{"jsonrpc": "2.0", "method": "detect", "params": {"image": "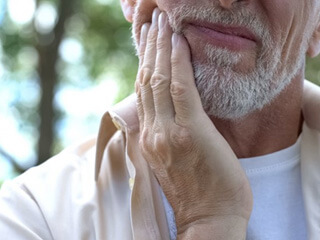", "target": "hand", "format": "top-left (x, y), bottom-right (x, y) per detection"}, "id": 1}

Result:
top-left (135, 8), bottom-right (253, 237)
